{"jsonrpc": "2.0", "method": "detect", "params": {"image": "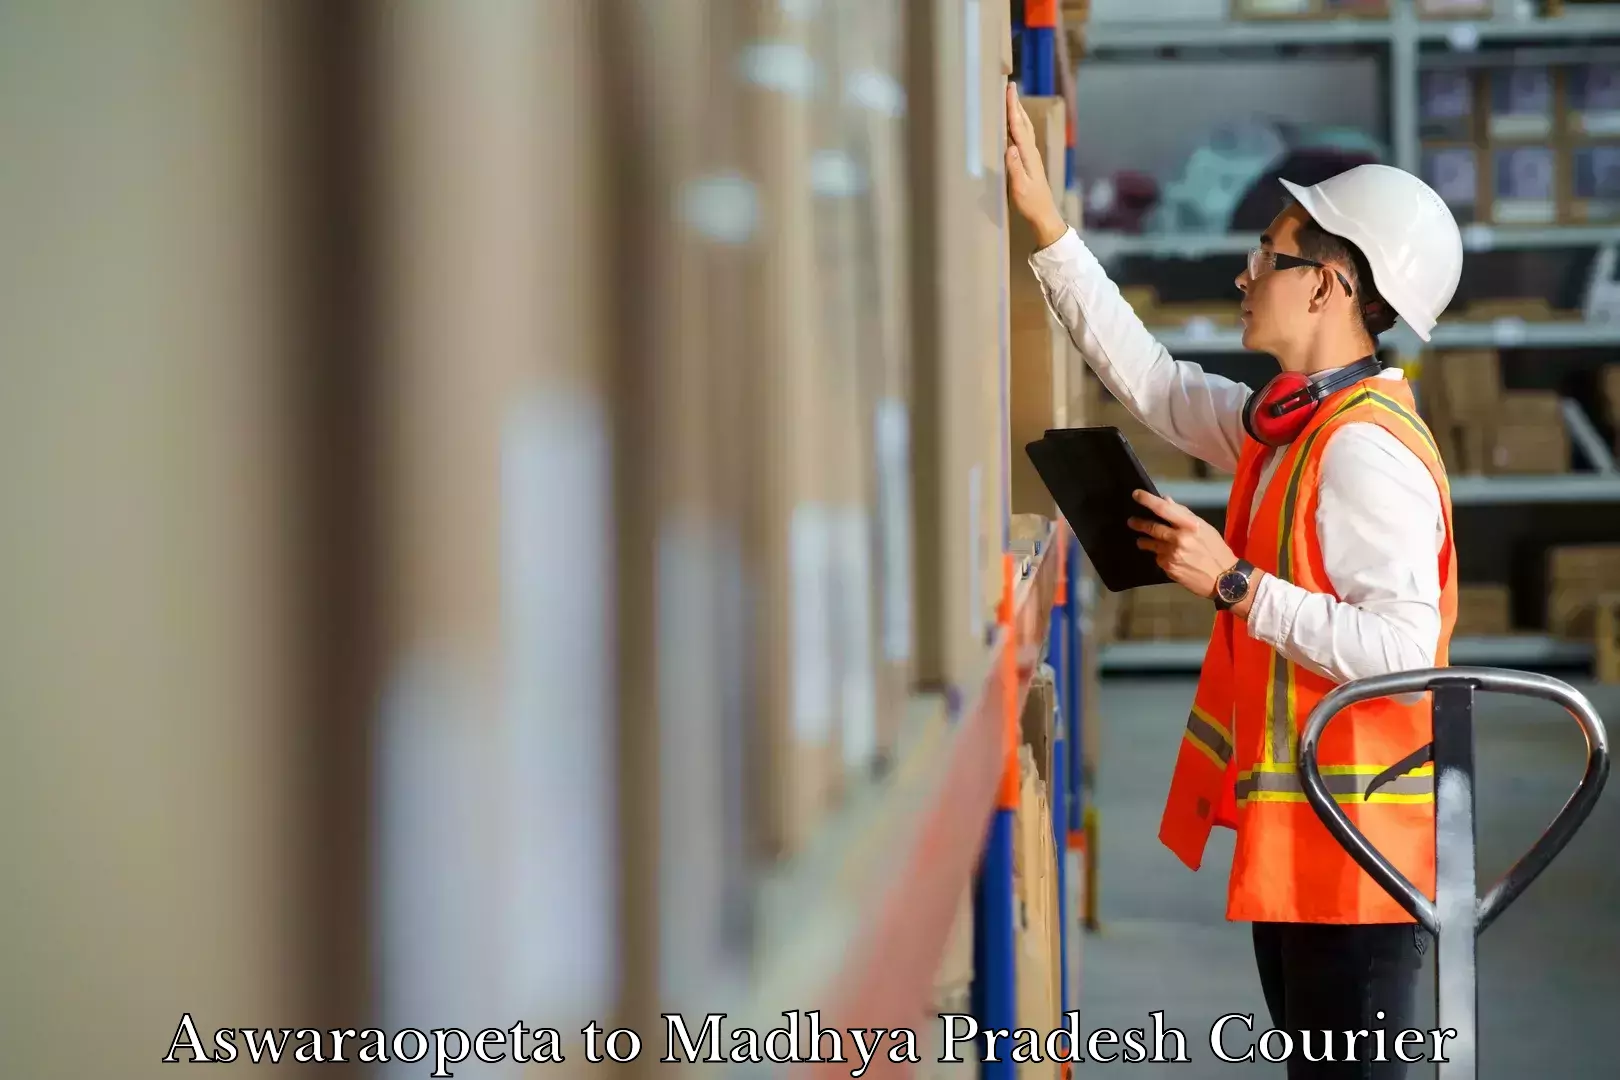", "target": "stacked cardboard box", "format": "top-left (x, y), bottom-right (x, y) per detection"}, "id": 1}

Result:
top-left (1009, 95), bottom-right (1071, 521)
top-left (844, 0), bottom-right (915, 765)
top-left (1491, 390), bottom-right (1569, 474)
top-left (1418, 350), bottom-right (1568, 475)
top-left (907, 0), bottom-right (1013, 692)
top-left (736, 0), bottom-right (843, 856)
top-left (1455, 584), bottom-right (1514, 638)
top-left (1595, 593), bottom-right (1620, 685)
top-left (976, 0), bottom-right (1015, 634)
top-left (1013, 742), bottom-right (1061, 1080)
top-left (1600, 364), bottom-right (1620, 454)
top-left (1546, 545), bottom-right (1620, 637)
top-left (1122, 583), bottom-right (1216, 642)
